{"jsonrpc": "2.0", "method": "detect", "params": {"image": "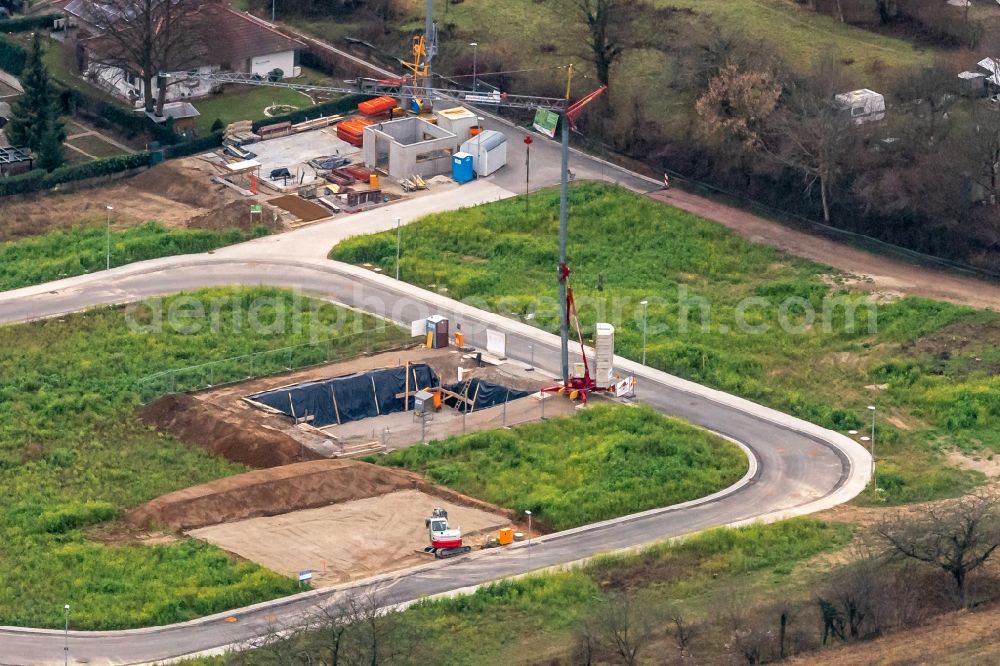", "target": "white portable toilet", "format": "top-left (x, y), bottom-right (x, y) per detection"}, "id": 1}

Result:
top-left (594, 323), bottom-right (615, 389)
top-left (460, 130), bottom-right (508, 176)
